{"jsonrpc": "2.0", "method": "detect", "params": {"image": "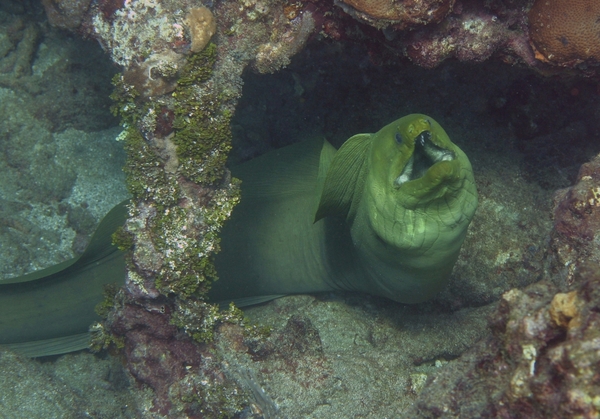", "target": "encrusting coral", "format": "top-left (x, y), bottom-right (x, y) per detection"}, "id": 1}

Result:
top-left (528, 0), bottom-right (600, 66)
